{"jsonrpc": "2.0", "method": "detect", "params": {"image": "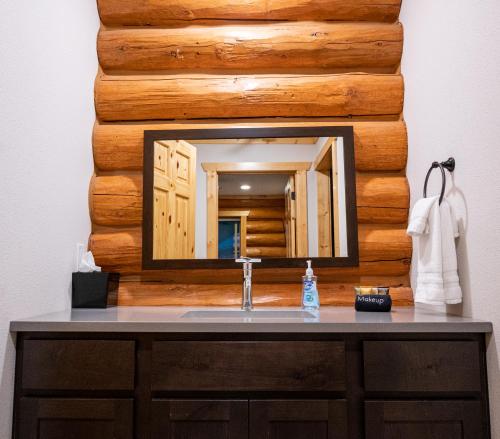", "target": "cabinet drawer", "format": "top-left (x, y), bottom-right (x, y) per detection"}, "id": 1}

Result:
top-left (22, 340), bottom-right (135, 391)
top-left (364, 341), bottom-right (481, 393)
top-left (152, 341), bottom-right (345, 391)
